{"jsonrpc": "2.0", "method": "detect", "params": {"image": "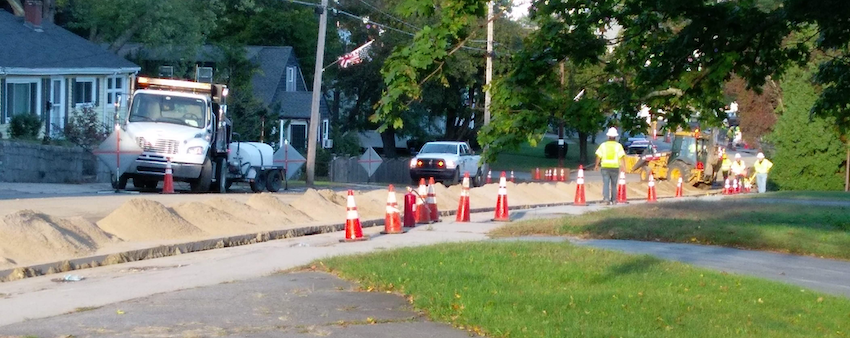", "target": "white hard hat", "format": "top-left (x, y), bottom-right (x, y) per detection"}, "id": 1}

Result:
top-left (606, 127), bottom-right (619, 137)
top-left (735, 153), bottom-right (741, 159)
top-left (757, 152), bottom-right (765, 159)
